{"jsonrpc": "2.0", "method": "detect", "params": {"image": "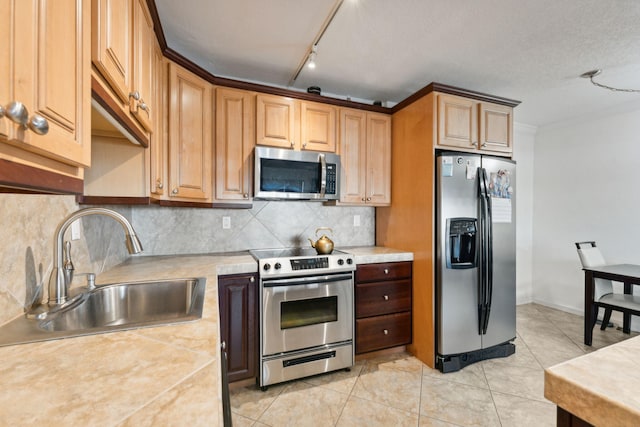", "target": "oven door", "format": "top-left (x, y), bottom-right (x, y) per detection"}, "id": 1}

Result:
top-left (261, 273), bottom-right (353, 356)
